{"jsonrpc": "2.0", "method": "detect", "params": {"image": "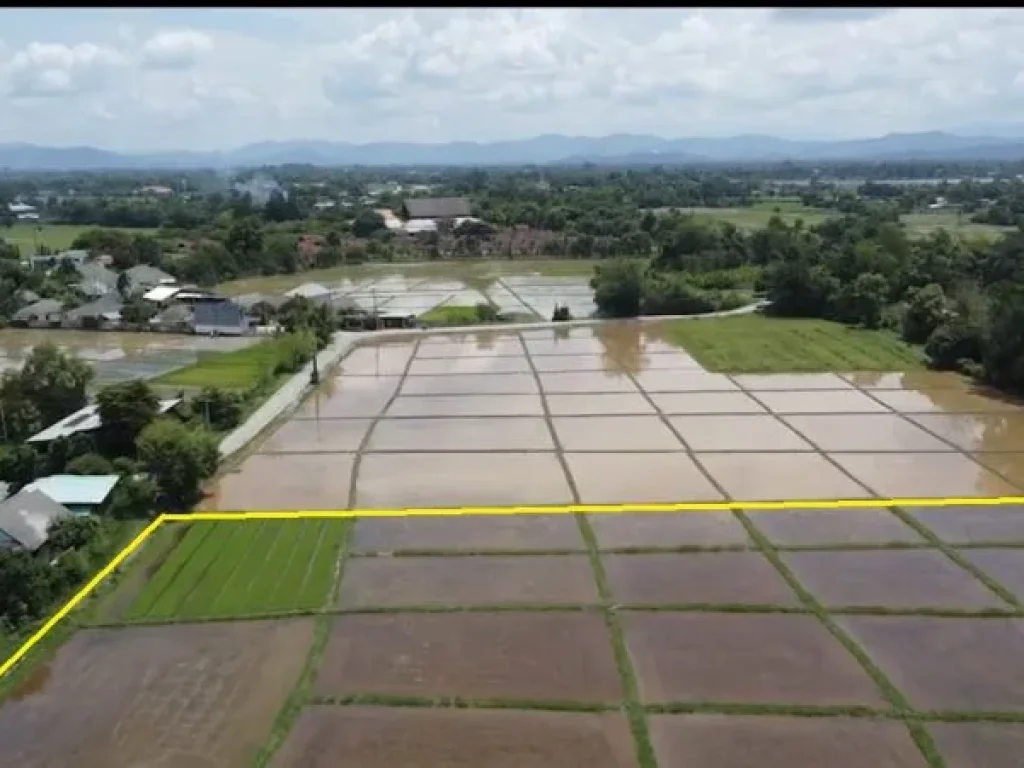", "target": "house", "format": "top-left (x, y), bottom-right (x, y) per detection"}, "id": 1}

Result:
top-left (12, 299), bottom-right (64, 328)
top-left (75, 262), bottom-right (119, 298)
top-left (193, 300), bottom-right (253, 336)
top-left (0, 490), bottom-right (72, 552)
top-left (26, 398), bottom-right (182, 445)
top-left (125, 265), bottom-right (175, 294)
top-left (29, 249), bottom-right (89, 271)
top-left (142, 284), bottom-right (183, 304)
top-left (23, 475), bottom-right (121, 515)
top-left (285, 282), bottom-right (331, 300)
top-left (149, 304), bottom-right (194, 333)
top-left (64, 295), bottom-right (123, 330)
top-left (233, 293), bottom-right (288, 324)
top-left (8, 202), bottom-right (39, 221)
top-left (401, 197), bottom-right (472, 220)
